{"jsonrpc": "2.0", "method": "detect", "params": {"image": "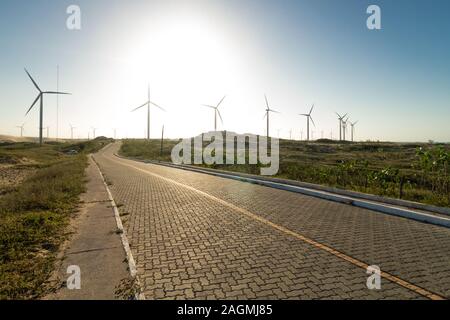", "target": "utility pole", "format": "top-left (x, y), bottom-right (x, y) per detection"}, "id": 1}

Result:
top-left (56, 65), bottom-right (59, 141)
top-left (160, 125), bottom-right (165, 157)
top-left (147, 86), bottom-right (151, 140)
